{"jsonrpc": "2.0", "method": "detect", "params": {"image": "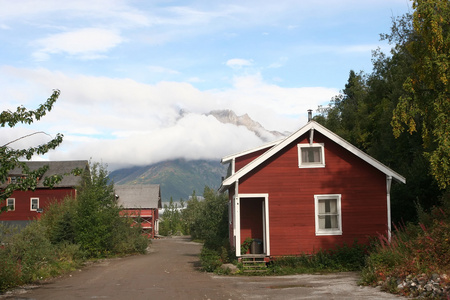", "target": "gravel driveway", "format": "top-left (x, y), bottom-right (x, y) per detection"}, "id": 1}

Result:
top-left (1, 236), bottom-right (403, 299)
